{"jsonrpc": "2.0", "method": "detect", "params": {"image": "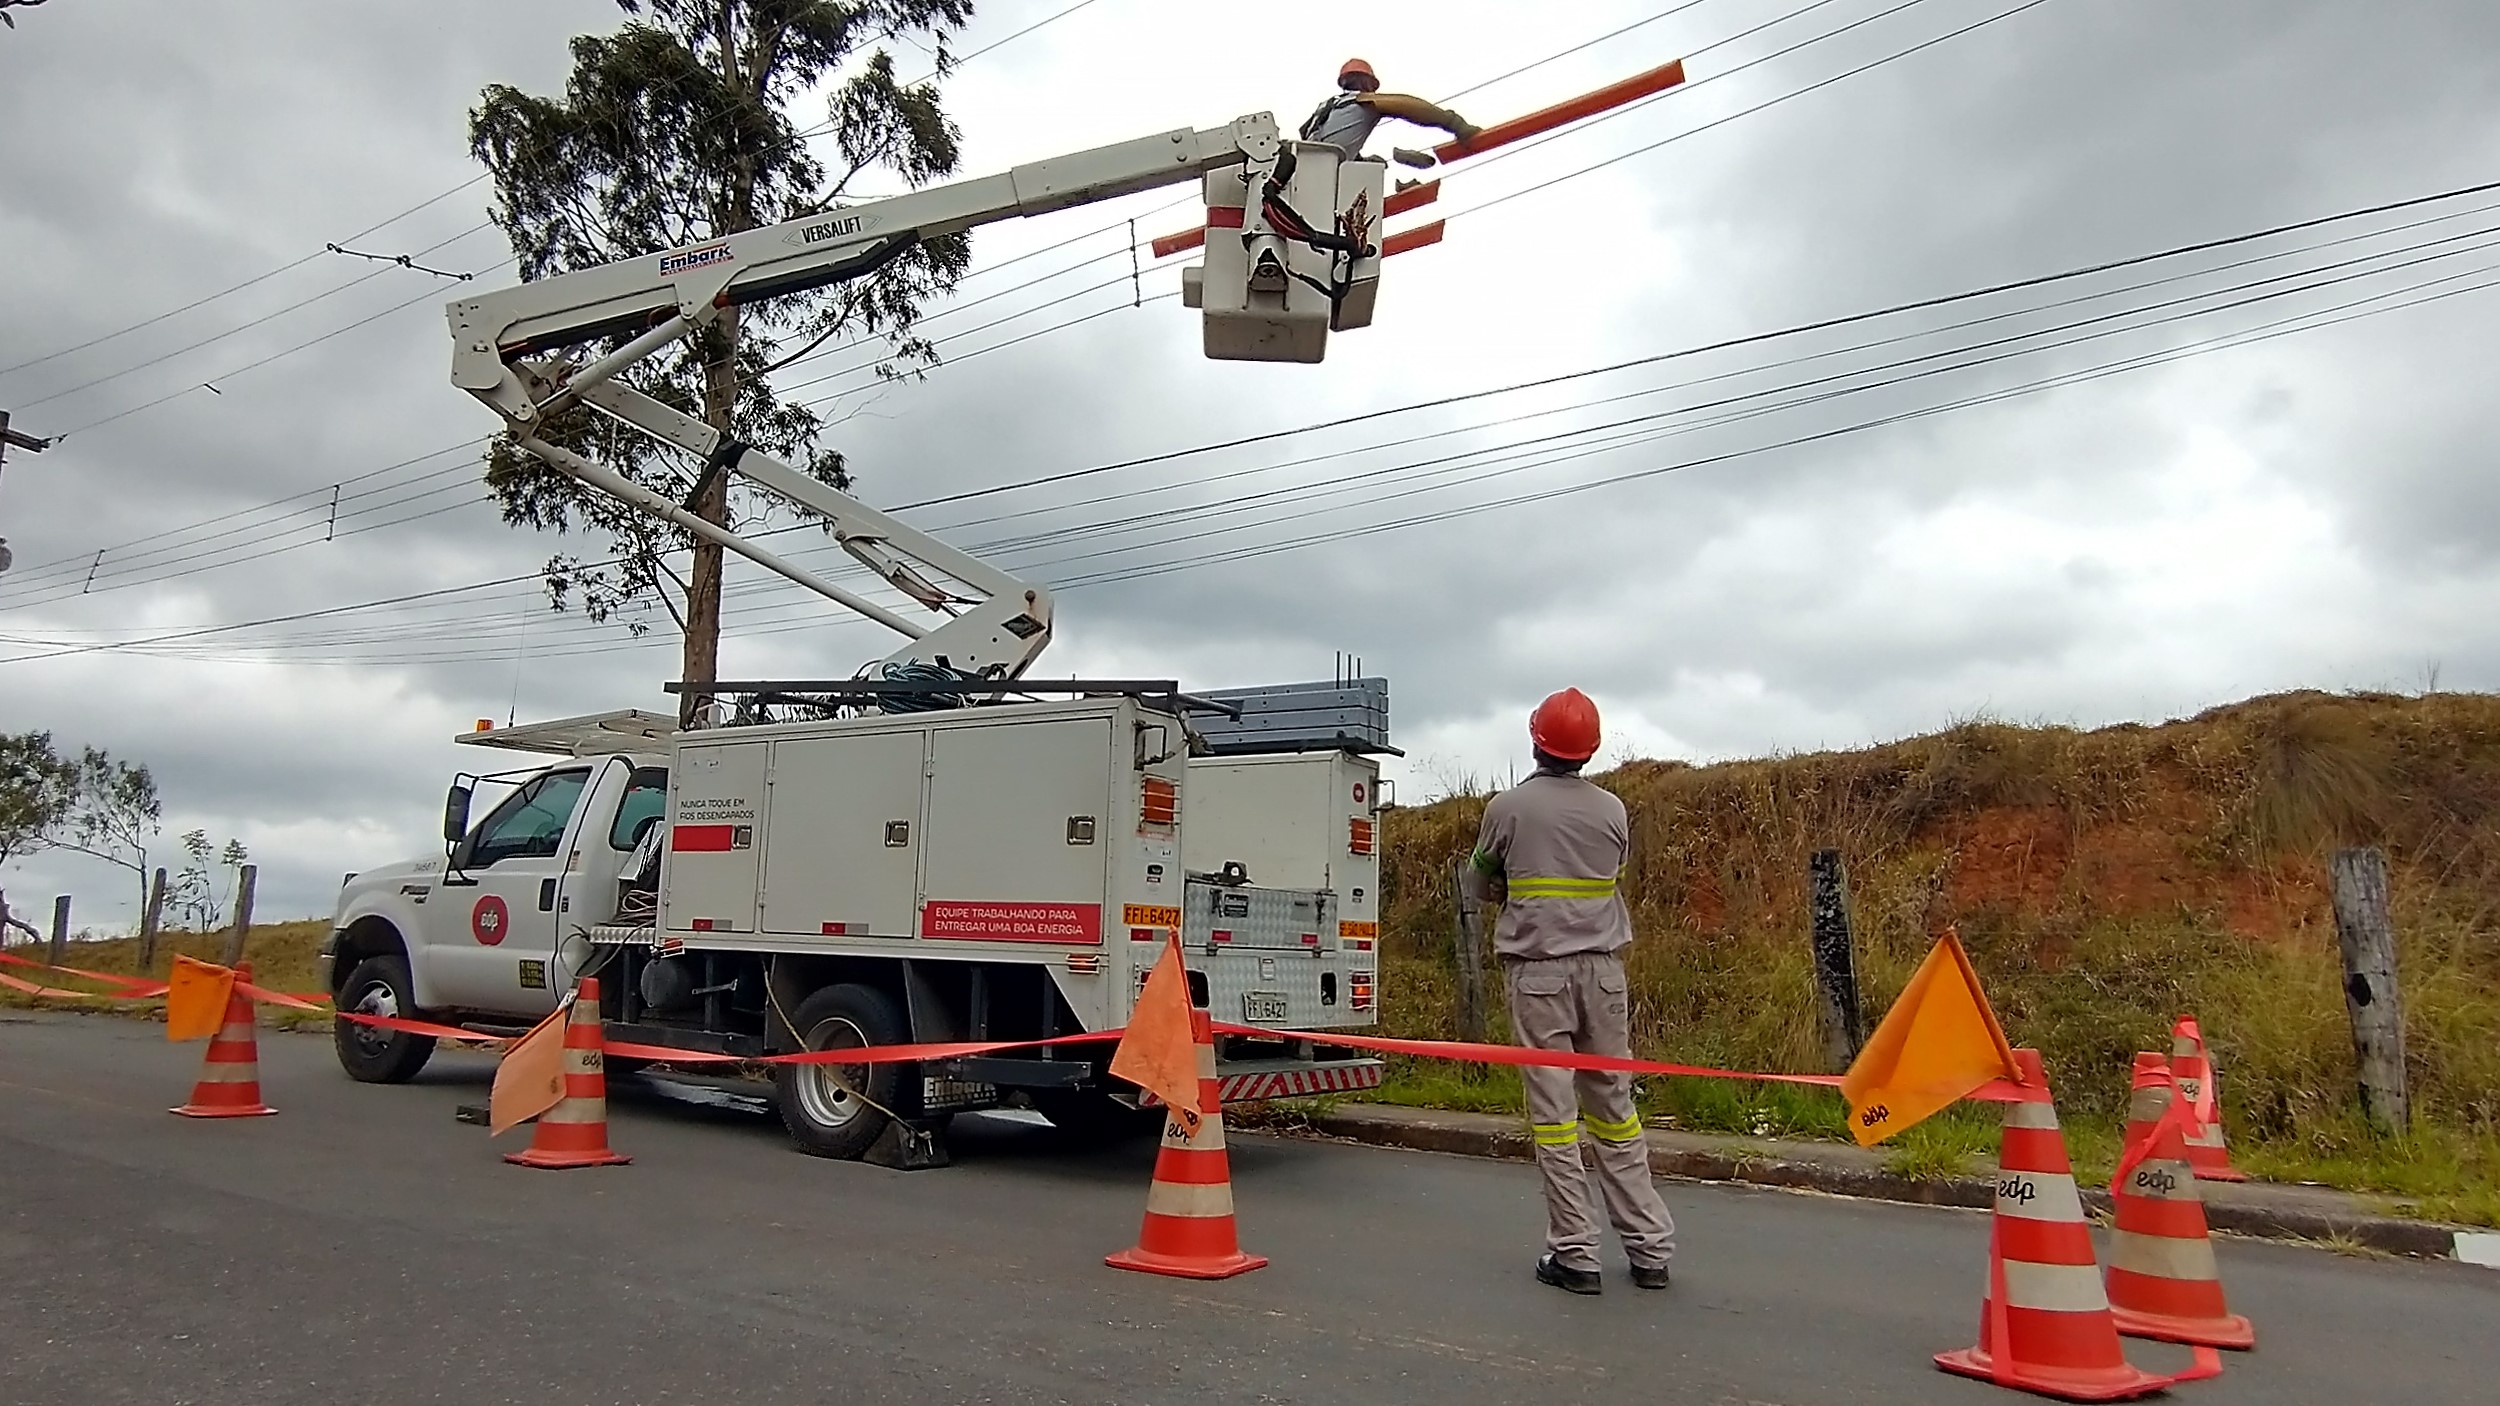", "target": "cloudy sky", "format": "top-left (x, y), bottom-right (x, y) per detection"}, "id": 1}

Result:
top-left (4, 0), bottom-right (2497, 929)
